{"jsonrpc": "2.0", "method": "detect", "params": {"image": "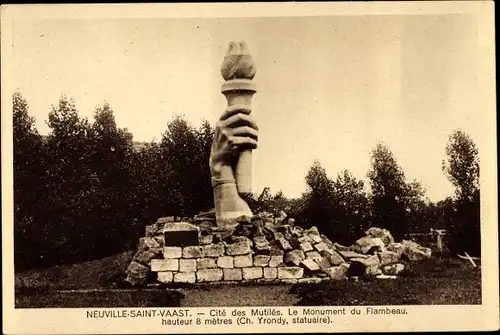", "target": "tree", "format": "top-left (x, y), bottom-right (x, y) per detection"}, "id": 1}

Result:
top-left (296, 160), bottom-right (333, 226)
top-left (160, 116), bottom-right (214, 216)
top-left (250, 188), bottom-right (296, 216)
top-left (442, 129), bottom-right (480, 255)
top-left (39, 96), bottom-right (94, 264)
top-left (442, 129), bottom-right (480, 202)
top-left (86, 103), bottom-right (137, 252)
top-left (13, 92), bottom-right (44, 218)
top-left (13, 92), bottom-right (46, 270)
top-left (329, 170), bottom-right (371, 244)
top-left (296, 162), bottom-right (372, 244)
top-left (129, 142), bottom-right (165, 224)
top-left (195, 120), bottom-right (215, 212)
top-left (367, 143), bottom-right (425, 240)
